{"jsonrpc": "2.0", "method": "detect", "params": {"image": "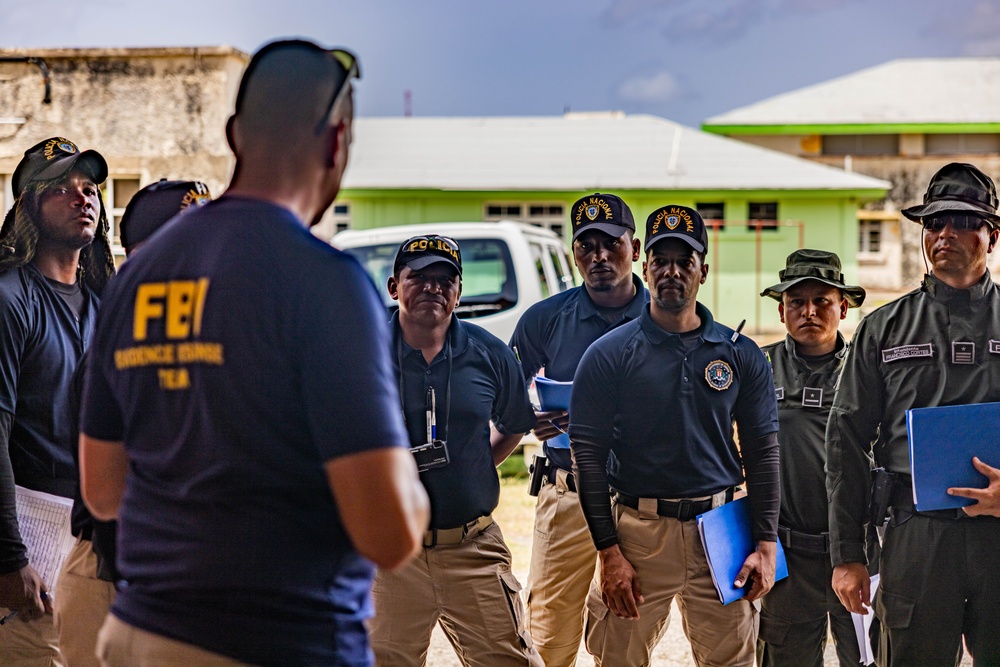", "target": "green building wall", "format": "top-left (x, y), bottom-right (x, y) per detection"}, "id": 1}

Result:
top-left (338, 187), bottom-right (883, 333)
